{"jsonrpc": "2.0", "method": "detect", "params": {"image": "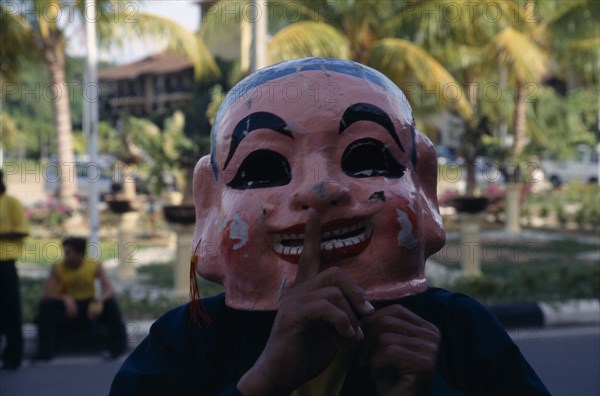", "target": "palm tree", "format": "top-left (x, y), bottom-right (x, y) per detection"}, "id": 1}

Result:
top-left (199, 0), bottom-right (473, 121)
top-left (392, 0), bottom-right (597, 156)
top-left (0, 112), bottom-right (19, 165)
top-left (0, 0), bottom-right (219, 209)
top-left (117, 111), bottom-right (211, 203)
top-left (201, 0), bottom-right (597, 181)
top-left (418, 0), bottom-right (597, 230)
top-left (484, 28), bottom-right (548, 162)
top-left (0, 3), bottom-right (40, 167)
top-left (403, 0), bottom-right (597, 229)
